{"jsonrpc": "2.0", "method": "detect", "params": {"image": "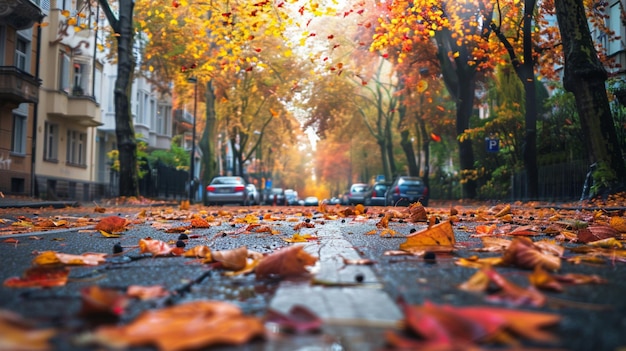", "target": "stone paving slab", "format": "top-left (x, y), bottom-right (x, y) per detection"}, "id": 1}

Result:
top-left (269, 224), bottom-right (403, 327)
